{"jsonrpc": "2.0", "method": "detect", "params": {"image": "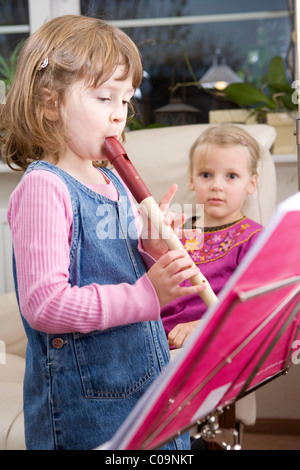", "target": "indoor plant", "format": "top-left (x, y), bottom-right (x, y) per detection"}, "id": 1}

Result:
top-left (0, 41), bottom-right (22, 105)
top-left (223, 56), bottom-right (297, 154)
